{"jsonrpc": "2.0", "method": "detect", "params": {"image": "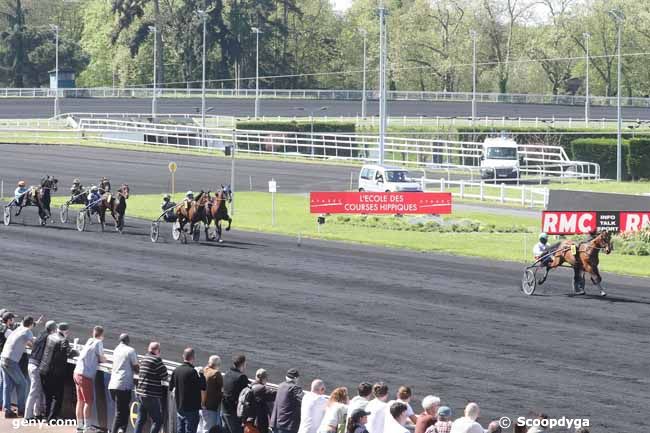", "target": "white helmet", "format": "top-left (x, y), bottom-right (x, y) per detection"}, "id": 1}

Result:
top-left (186, 191), bottom-right (193, 196)
top-left (91, 185), bottom-right (98, 192)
